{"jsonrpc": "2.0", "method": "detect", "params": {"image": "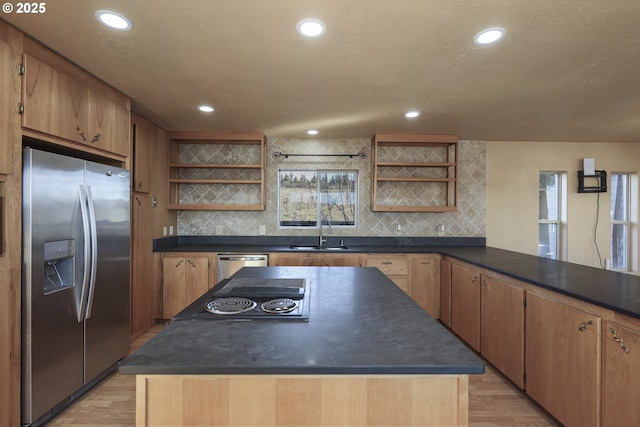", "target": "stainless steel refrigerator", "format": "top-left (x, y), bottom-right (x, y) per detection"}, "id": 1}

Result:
top-left (22, 147), bottom-right (130, 426)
